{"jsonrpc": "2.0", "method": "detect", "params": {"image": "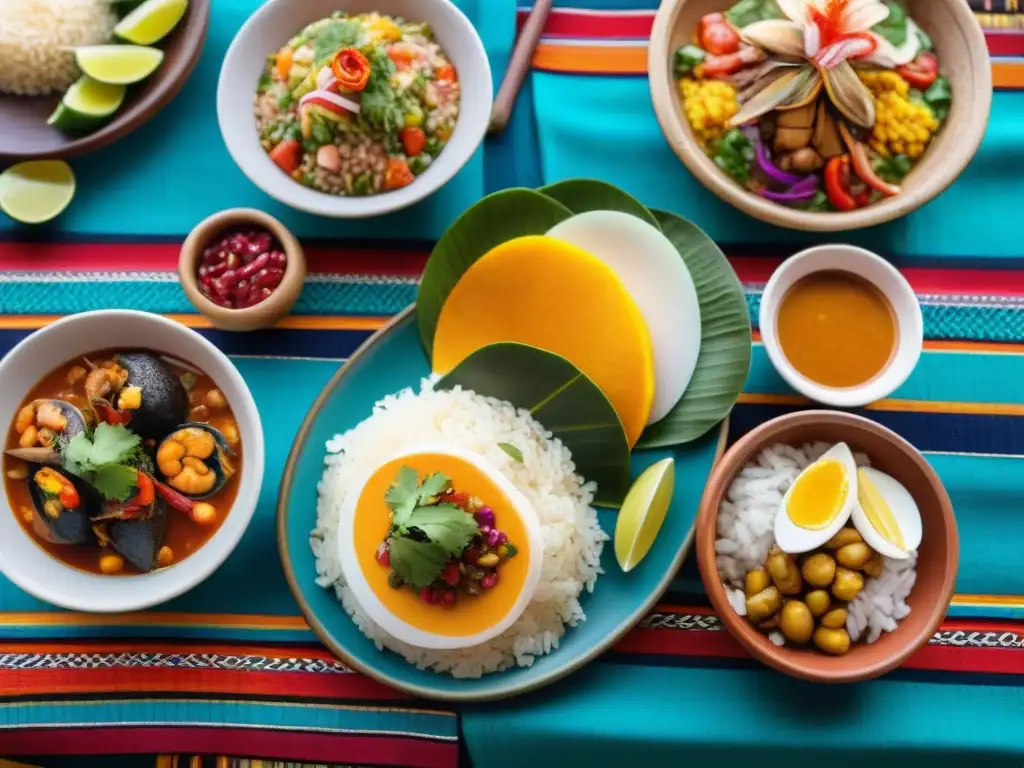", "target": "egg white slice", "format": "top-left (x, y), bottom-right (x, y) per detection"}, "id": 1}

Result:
top-left (774, 442), bottom-right (858, 554)
top-left (851, 467), bottom-right (923, 560)
top-left (546, 210), bottom-right (701, 424)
